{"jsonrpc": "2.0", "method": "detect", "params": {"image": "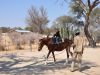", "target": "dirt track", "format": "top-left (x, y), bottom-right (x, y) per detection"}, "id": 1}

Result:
top-left (0, 46), bottom-right (100, 75)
